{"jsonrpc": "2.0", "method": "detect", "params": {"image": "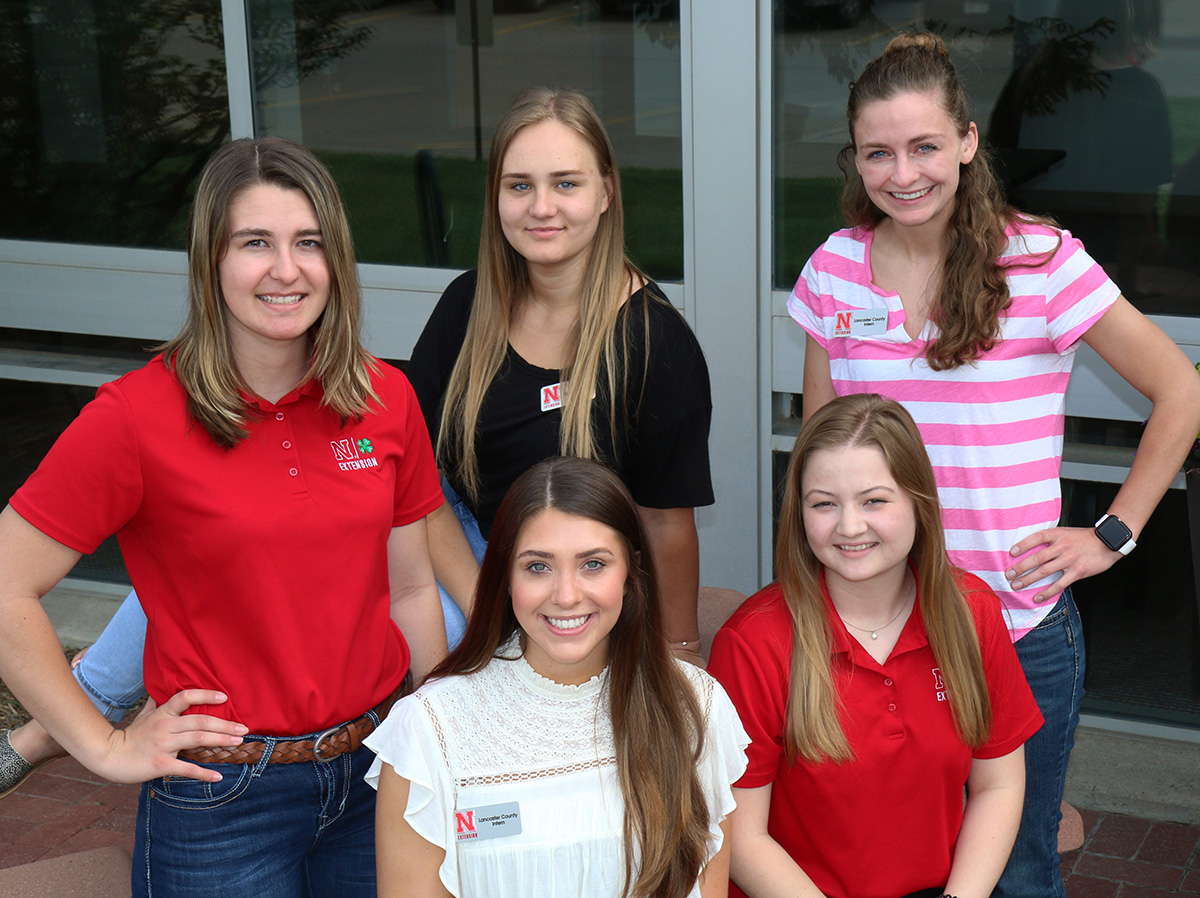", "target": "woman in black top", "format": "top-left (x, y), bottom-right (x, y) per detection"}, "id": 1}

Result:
top-left (413, 87), bottom-right (713, 662)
